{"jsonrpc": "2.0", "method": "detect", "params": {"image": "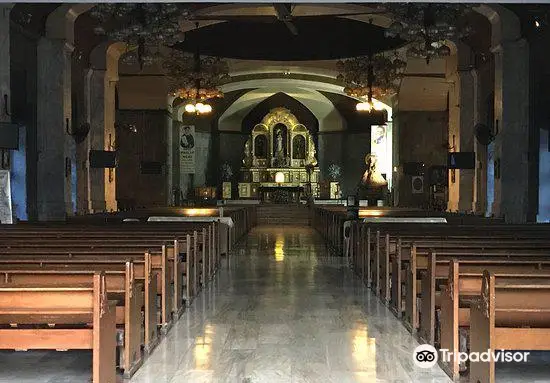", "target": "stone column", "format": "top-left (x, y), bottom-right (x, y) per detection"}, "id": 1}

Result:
top-left (86, 69), bottom-right (107, 213)
top-left (36, 38), bottom-right (74, 220)
top-left (457, 69), bottom-right (475, 212)
top-left (103, 71), bottom-right (117, 212)
top-left (447, 49), bottom-right (476, 213)
top-left (0, 4), bottom-right (12, 125)
top-left (84, 68), bottom-right (117, 213)
top-left (492, 39), bottom-right (531, 223)
top-left (166, 96), bottom-right (176, 206)
top-left (472, 69), bottom-right (488, 214)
